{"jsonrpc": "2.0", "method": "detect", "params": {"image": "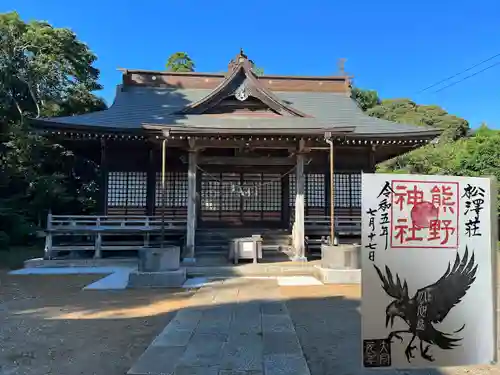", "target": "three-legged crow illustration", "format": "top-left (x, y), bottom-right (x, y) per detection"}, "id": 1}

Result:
top-left (373, 246), bottom-right (477, 362)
